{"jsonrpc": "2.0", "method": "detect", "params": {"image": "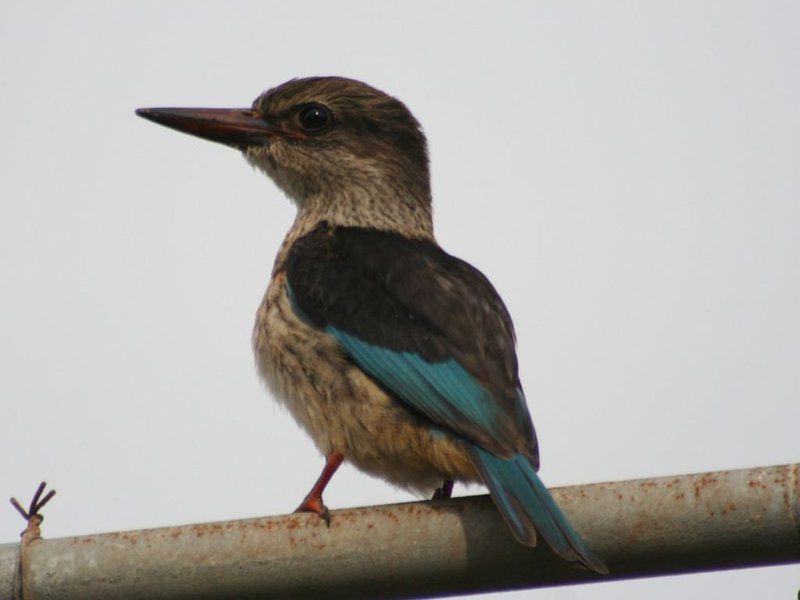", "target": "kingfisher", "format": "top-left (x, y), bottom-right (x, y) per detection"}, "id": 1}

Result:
top-left (136, 77), bottom-right (607, 574)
